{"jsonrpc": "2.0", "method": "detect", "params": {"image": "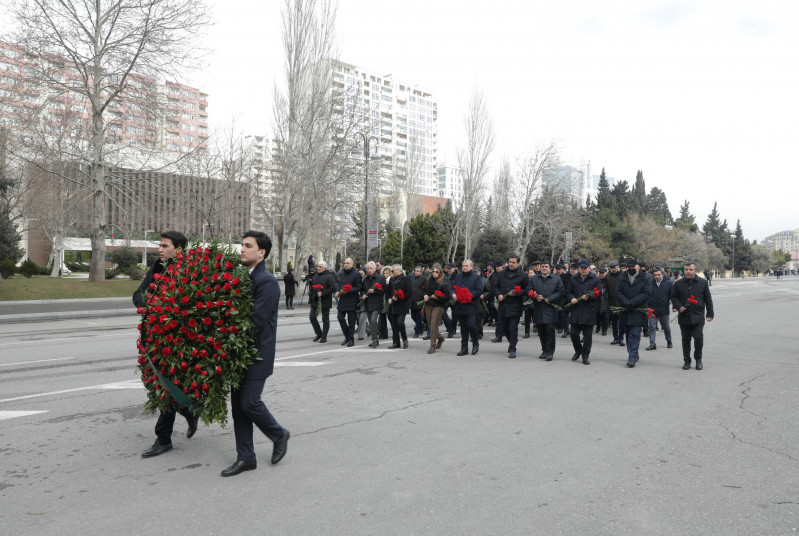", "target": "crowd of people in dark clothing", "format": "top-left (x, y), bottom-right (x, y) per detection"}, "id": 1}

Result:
top-left (301, 254), bottom-right (715, 370)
